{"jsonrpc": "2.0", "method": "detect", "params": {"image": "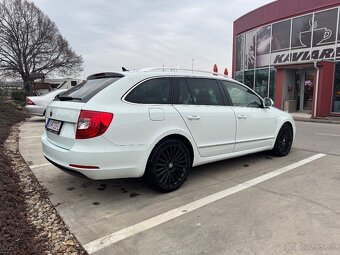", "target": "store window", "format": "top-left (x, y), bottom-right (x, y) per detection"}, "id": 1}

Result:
top-left (332, 62), bottom-right (340, 112)
top-left (313, 9), bottom-right (338, 47)
top-left (256, 25), bottom-right (271, 67)
top-left (245, 30), bottom-right (256, 70)
top-left (291, 14), bottom-right (313, 49)
top-left (255, 69), bottom-right (269, 98)
top-left (235, 35), bottom-right (244, 71)
top-left (235, 72), bottom-right (243, 83)
top-left (271, 20), bottom-right (291, 52)
top-left (244, 70), bottom-right (254, 89)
